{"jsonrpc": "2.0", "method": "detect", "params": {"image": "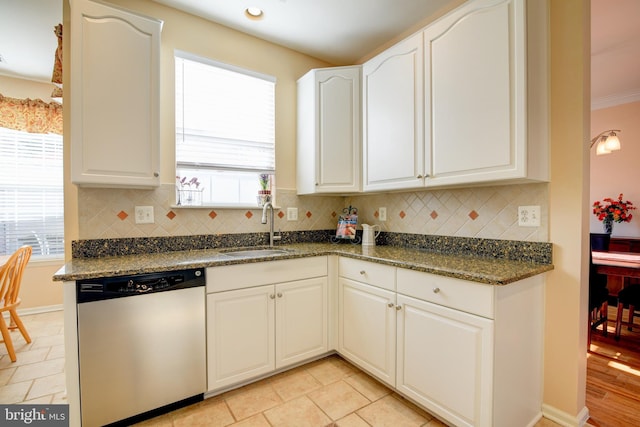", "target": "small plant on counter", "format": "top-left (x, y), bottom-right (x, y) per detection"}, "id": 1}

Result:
top-left (259, 174), bottom-right (271, 192)
top-left (177, 176), bottom-right (201, 189)
top-left (176, 176), bottom-right (203, 206)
